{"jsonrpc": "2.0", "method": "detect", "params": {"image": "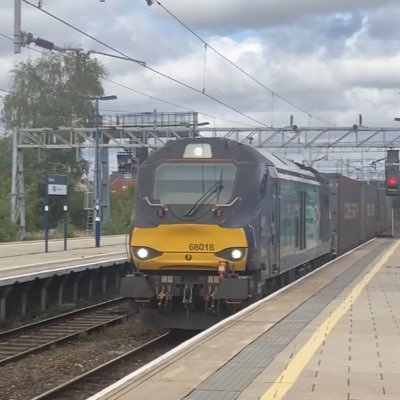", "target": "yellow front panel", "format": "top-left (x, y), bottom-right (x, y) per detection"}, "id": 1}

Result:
top-left (131, 224), bottom-right (247, 271)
